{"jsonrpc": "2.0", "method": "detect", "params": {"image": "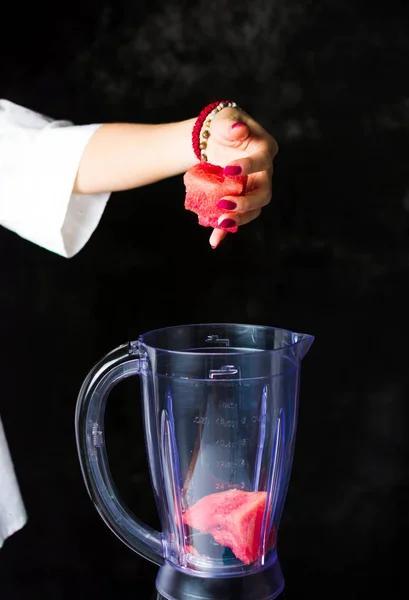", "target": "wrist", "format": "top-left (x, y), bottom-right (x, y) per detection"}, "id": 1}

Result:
top-left (161, 117), bottom-right (198, 175)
